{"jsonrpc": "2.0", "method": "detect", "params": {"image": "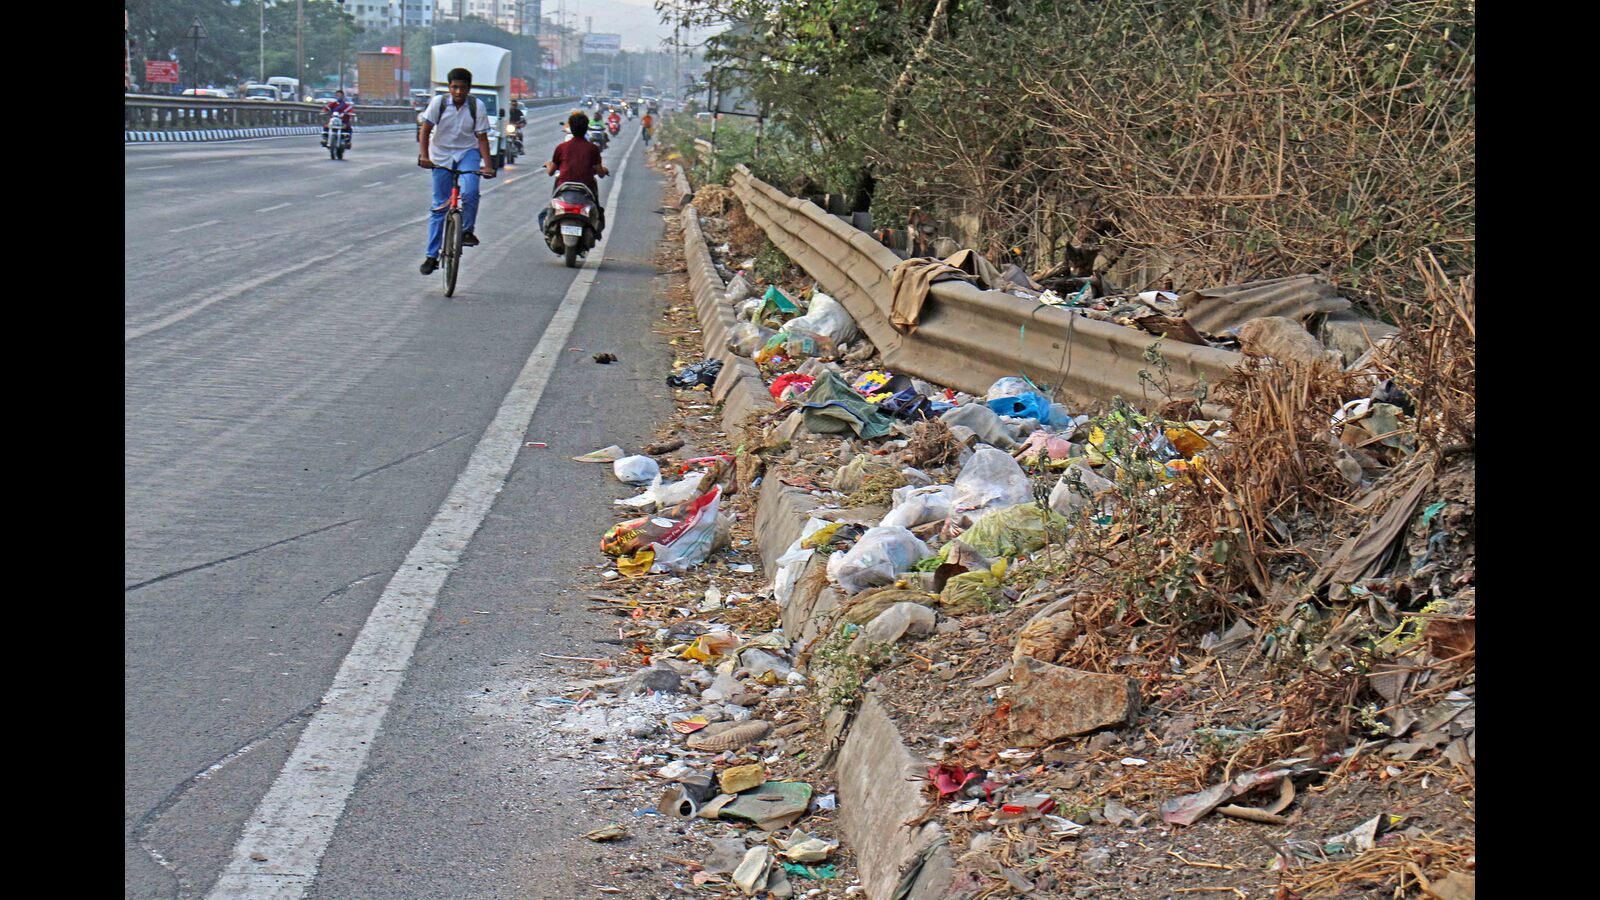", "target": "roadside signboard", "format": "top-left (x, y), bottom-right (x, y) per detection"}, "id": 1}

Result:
top-left (582, 33), bottom-right (621, 56)
top-left (146, 60), bottom-right (180, 84)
